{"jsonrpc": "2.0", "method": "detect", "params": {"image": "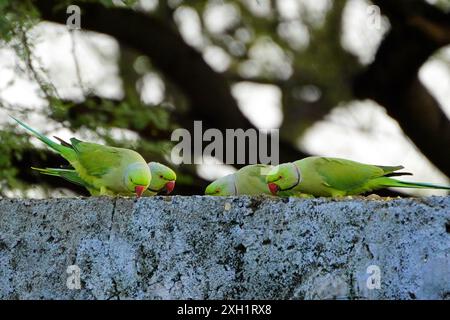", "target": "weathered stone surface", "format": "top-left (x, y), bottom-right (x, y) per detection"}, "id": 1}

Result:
top-left (0, 196), bottom-right (449, 300)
